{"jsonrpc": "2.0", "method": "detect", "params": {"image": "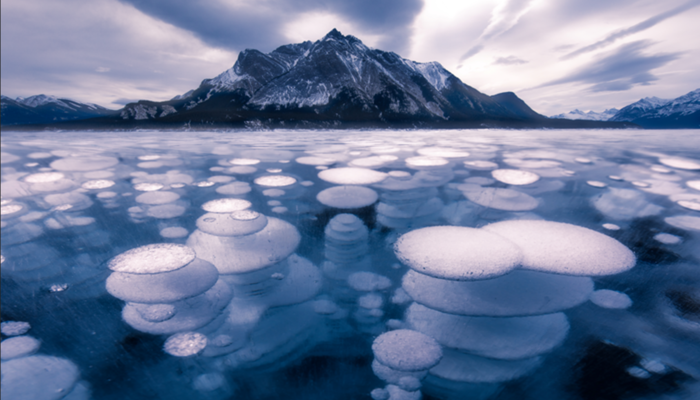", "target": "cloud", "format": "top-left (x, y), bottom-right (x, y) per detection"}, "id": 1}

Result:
top-left (493, 55), bottom-right (528, 65)
top-left (541, 41), bottom-right (681, 92)
top-left (118, 0), bottom-right (424, 55)
top-left (562, 0), bottom-right (700, 60)
top-left (460, 0), bottom-right (538, 61)
top-left (95, 67), bottom-right (110, 73)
